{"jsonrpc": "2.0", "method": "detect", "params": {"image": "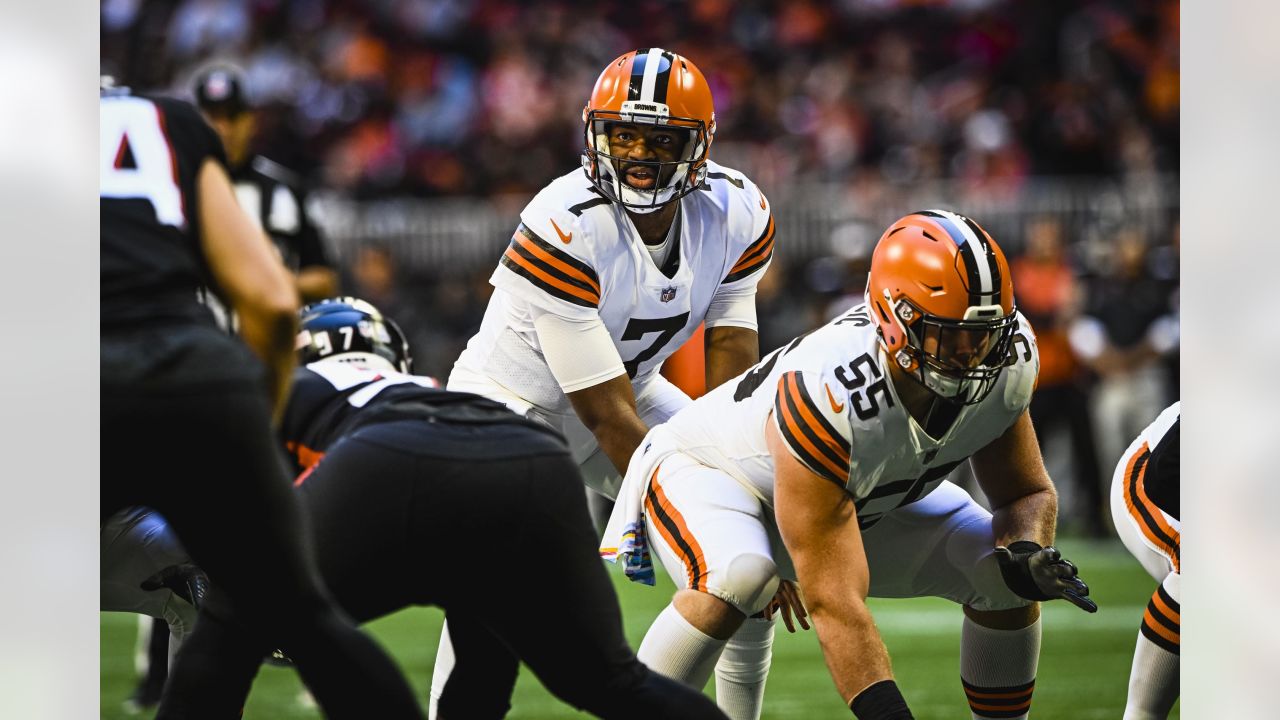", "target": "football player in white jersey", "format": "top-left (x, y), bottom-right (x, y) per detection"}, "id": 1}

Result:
top-left (1111, 402), bottom-right (1179, 719)
top-left (430, 48), bottom-right (776, 718)
top-left (602, 210), bottom-right (1098, 720)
